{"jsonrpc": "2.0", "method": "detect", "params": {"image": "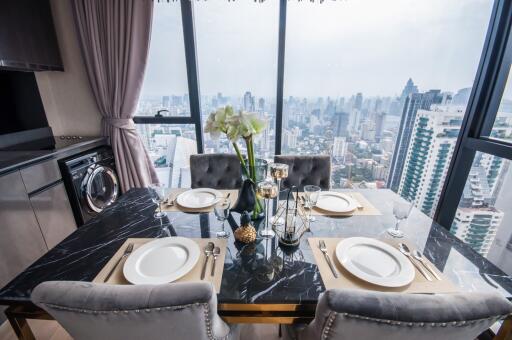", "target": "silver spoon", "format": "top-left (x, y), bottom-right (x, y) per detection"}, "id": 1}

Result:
top-left (398, 243), bottom-right (432, 281)
top-left (200, 242), bottom-right (214, 280)
top-left (211, 247), bottom-right (221, 277)
top-left (412, 250), bottom-right (441, 280)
